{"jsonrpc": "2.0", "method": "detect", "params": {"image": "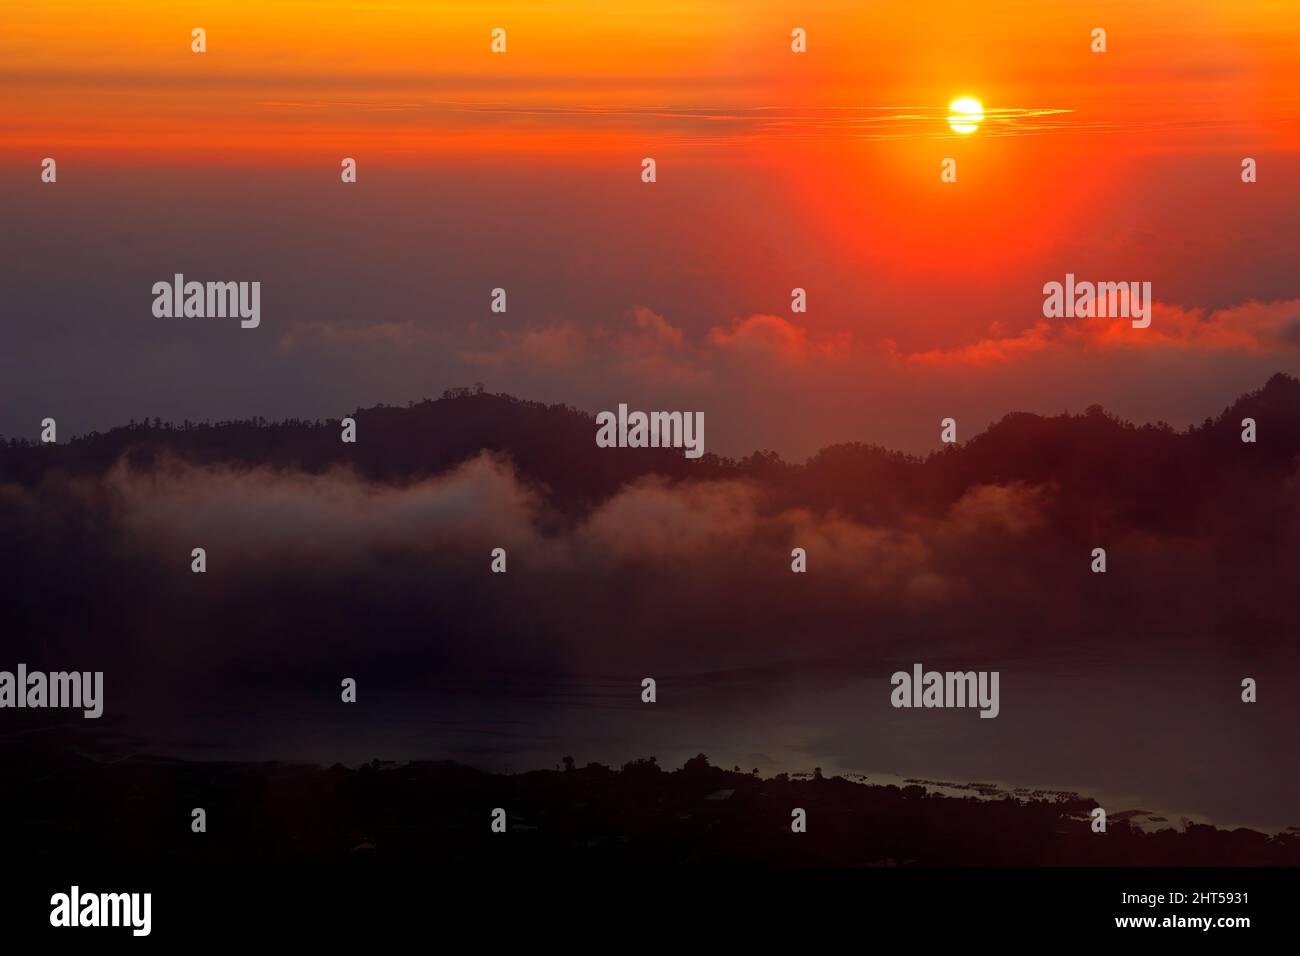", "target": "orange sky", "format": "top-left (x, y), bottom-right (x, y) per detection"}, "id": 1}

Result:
top-left (3, 0), bottom-right (1298, 162)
